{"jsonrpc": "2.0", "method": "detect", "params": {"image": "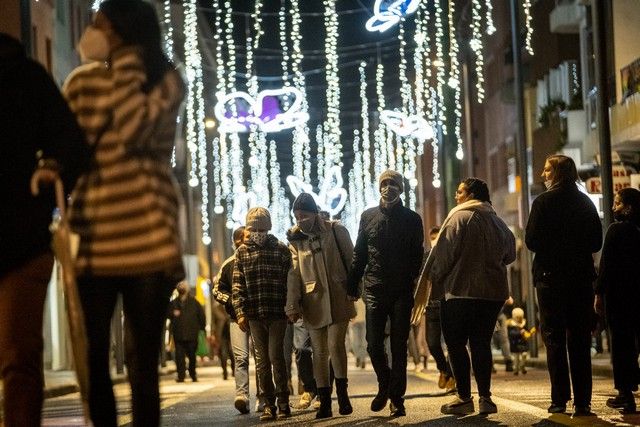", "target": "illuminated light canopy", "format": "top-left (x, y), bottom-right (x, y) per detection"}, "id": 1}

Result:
top-left (214, 87), bottom-right (310, 133)
top-left (380, 110), bottom-right (434, 141)
top-left (366, 0), bottom-right (422, 33)
top-left (230, 189), bottom-right (258, 229)
top-left (286, 166), bottom-right (348, 217)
